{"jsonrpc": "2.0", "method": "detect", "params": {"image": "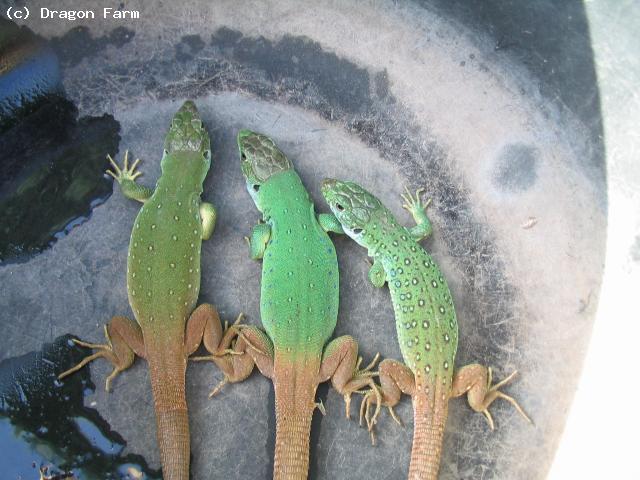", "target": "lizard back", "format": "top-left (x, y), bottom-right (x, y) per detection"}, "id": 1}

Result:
top-left (258, 170), bottom-right (339, 354)
top-left (127, 102), bottom-right (211, 338)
